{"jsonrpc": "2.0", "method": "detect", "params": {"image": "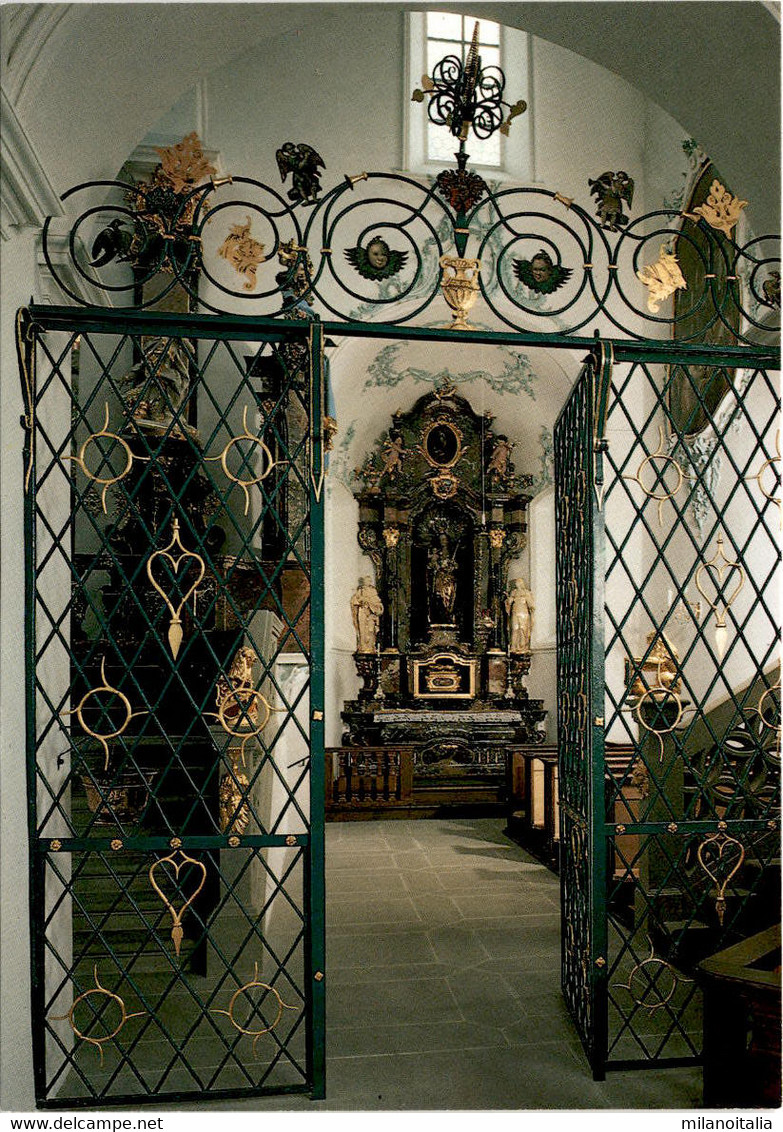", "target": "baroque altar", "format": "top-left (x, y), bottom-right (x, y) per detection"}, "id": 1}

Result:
top-left (338, 381), bottom-right (547, 813)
